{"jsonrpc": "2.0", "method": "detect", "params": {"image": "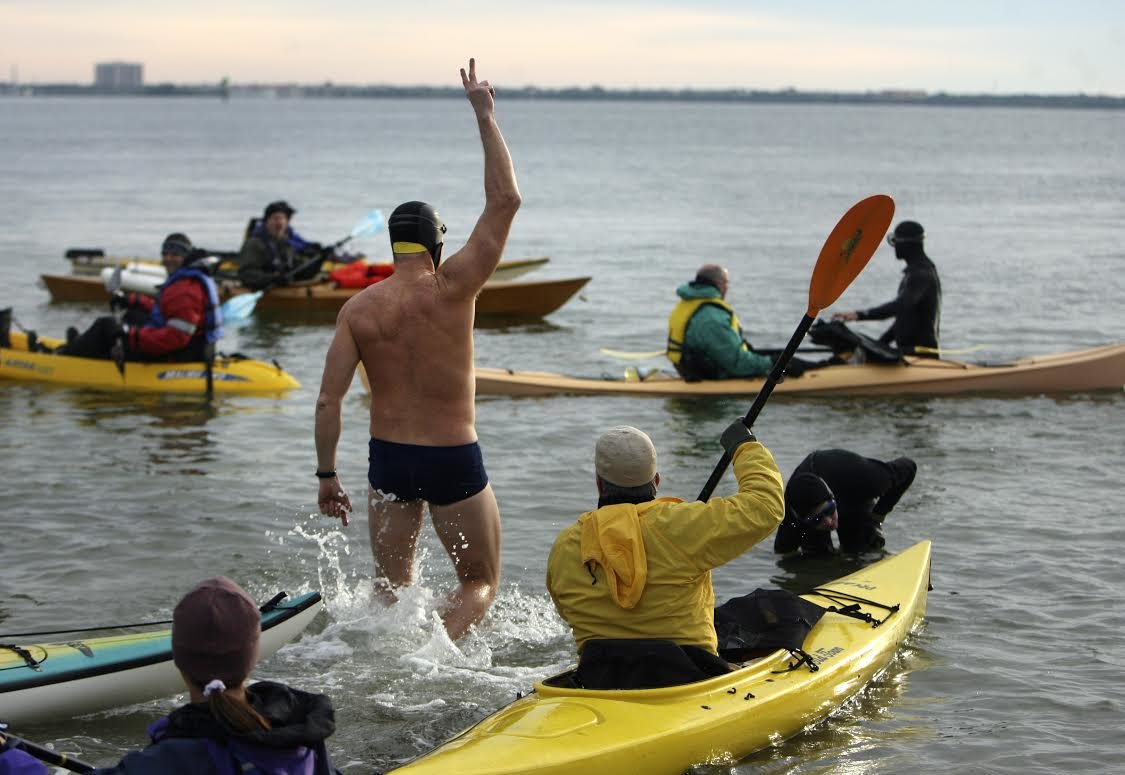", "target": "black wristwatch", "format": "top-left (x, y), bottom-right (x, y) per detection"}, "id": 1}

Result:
top-left (315, 469), bottom-right (337, 479)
